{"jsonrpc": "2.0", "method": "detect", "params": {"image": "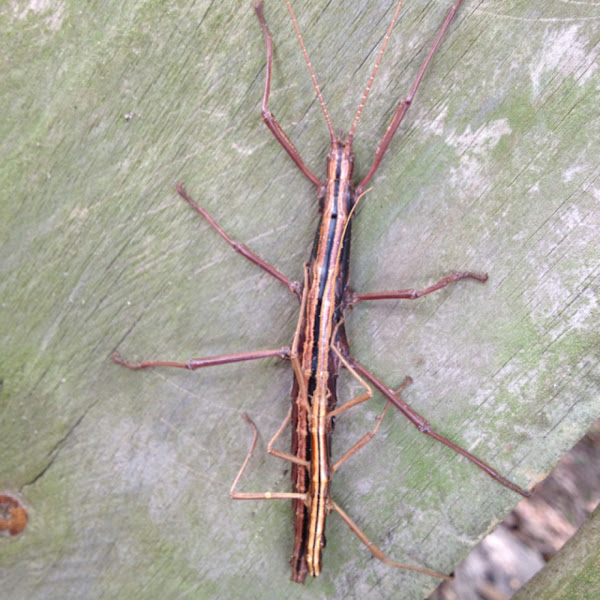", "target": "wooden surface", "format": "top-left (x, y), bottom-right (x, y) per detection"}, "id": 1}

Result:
top-left (1, 1), bottom-right (599, 599)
